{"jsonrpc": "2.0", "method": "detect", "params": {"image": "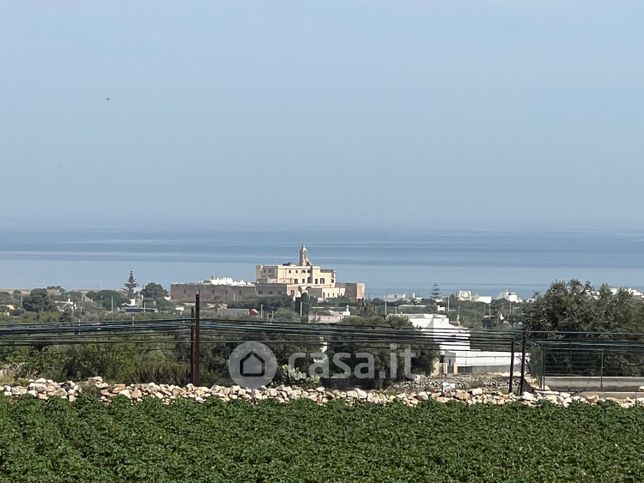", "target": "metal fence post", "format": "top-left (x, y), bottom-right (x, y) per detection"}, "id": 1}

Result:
top-left (190, 306), bottom-right (195, 384)
top-left (519, 330), bottom-right (527, 394)
top-left (190, 325), bottom-right (195, 383)
top-left (540, 345), bottom-right (545, 390)
top-left (508, 339), bottom-right (515, 394)
top-left (600, 349), bottom-right (604, 391)
top-left (192, 292), bottom-right (201, 386)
